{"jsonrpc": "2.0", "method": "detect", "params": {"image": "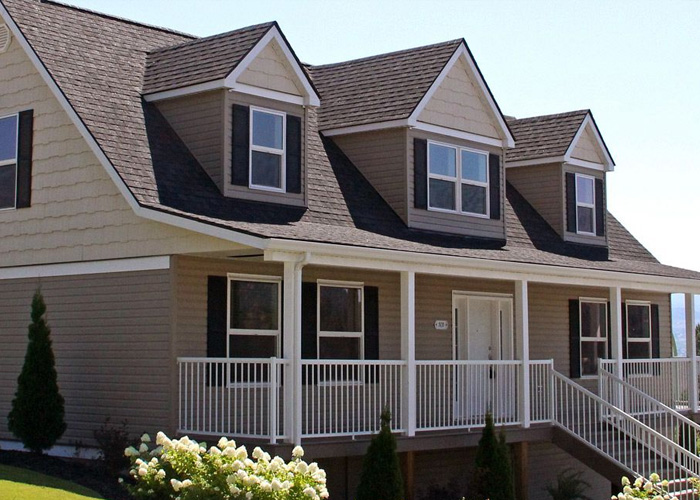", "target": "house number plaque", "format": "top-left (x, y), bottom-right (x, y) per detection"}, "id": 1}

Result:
top-left (434, 320), bottom-right (449, 330)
